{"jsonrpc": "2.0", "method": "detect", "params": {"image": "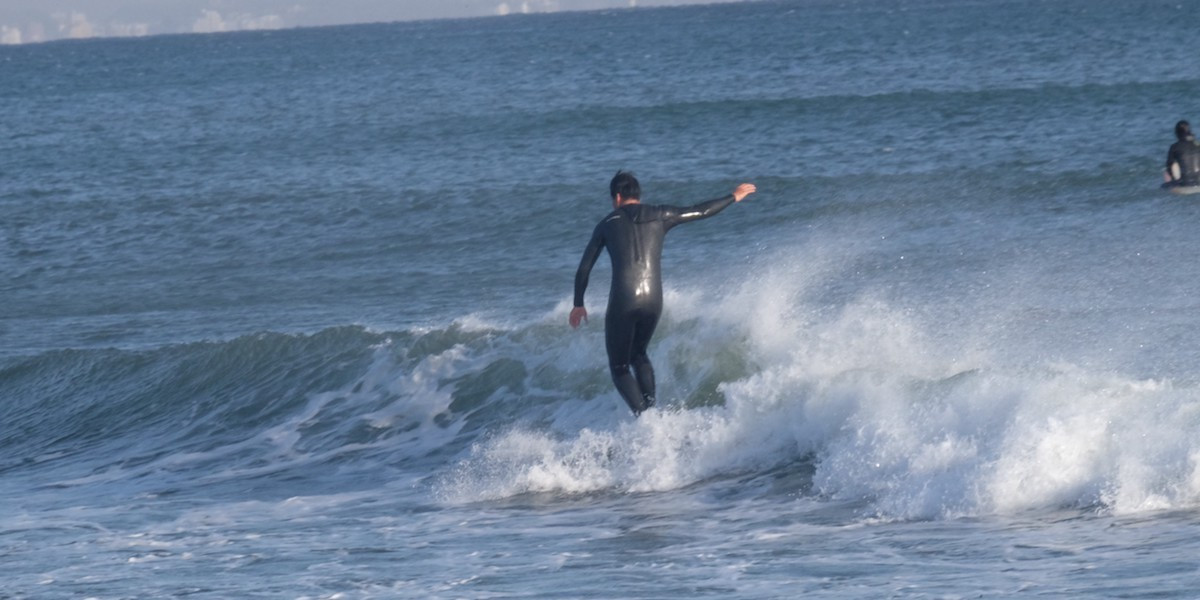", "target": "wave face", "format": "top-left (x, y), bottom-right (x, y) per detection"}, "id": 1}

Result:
top-left (7, 247), bottom-right (1199, 521)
